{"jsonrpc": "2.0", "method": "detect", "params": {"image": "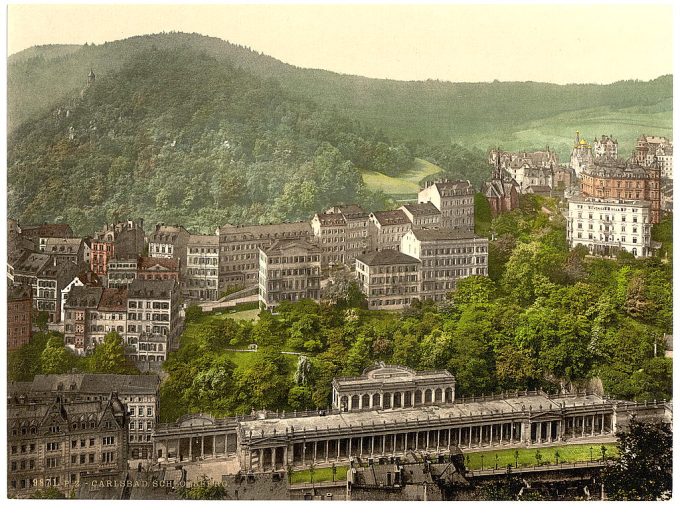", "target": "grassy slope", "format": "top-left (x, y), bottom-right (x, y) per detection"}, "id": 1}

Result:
top-left (471, 102), bottom-right (673, 161)
top-left (362, 158), bottom-right (443, 197)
